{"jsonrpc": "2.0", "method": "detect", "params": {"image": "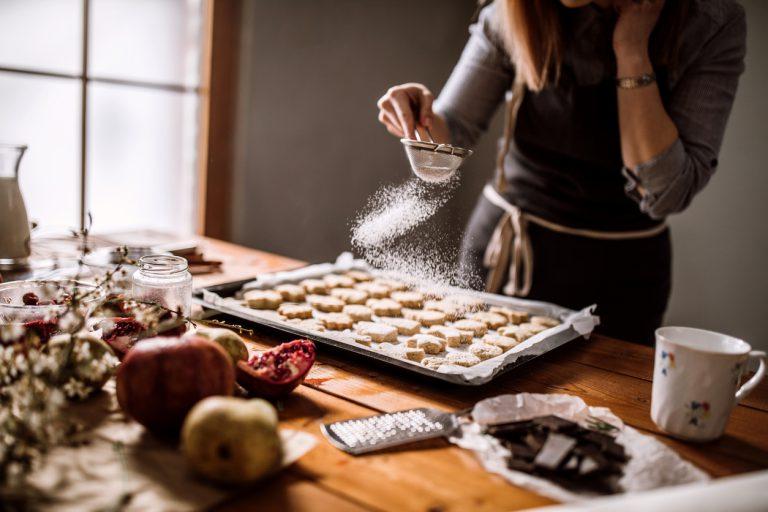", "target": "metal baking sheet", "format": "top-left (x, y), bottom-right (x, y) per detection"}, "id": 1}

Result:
top-left (194, 254), bottom-right (598, 386)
